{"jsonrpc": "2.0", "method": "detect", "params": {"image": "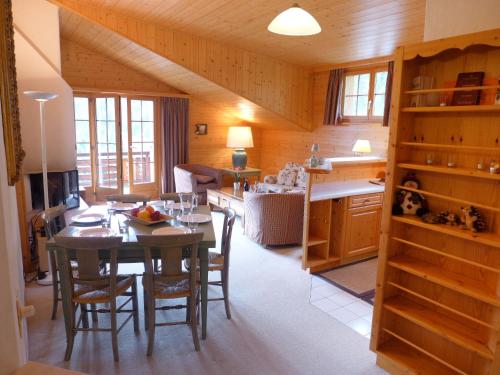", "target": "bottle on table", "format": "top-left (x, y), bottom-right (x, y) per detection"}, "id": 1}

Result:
top-left (243, 178), bottom-right (249, 192)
